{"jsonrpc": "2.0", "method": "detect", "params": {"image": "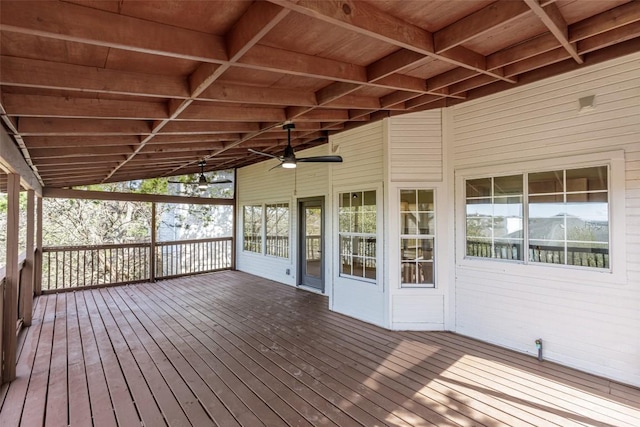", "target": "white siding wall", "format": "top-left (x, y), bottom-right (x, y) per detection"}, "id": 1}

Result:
top-left (236, 145), bottom-right (330, 287)
top-left (387, 110), bottom-right (448, 330)
top-left (330, 121), bottom-right (388, 326)
top-left (389, 110), bottom-right (442, 182)
top-left (448, 52), bottom-right (640, 386)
